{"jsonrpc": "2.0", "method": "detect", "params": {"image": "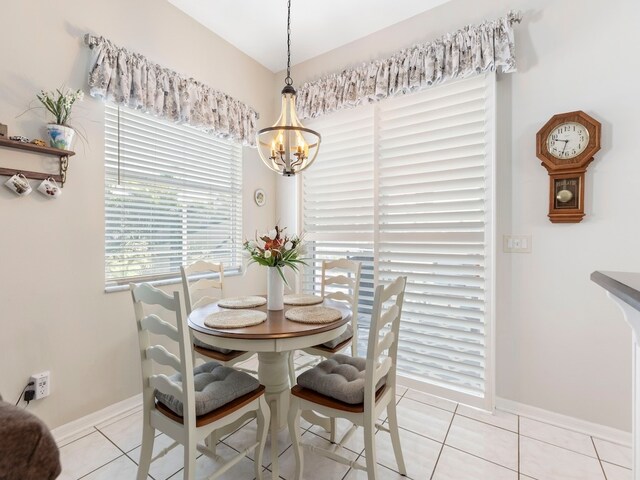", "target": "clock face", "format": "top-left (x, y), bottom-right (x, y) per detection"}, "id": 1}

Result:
top-left (546, 122), bottom-right (590, 160)
top-left (553, 177), bottom-right (579, 209)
